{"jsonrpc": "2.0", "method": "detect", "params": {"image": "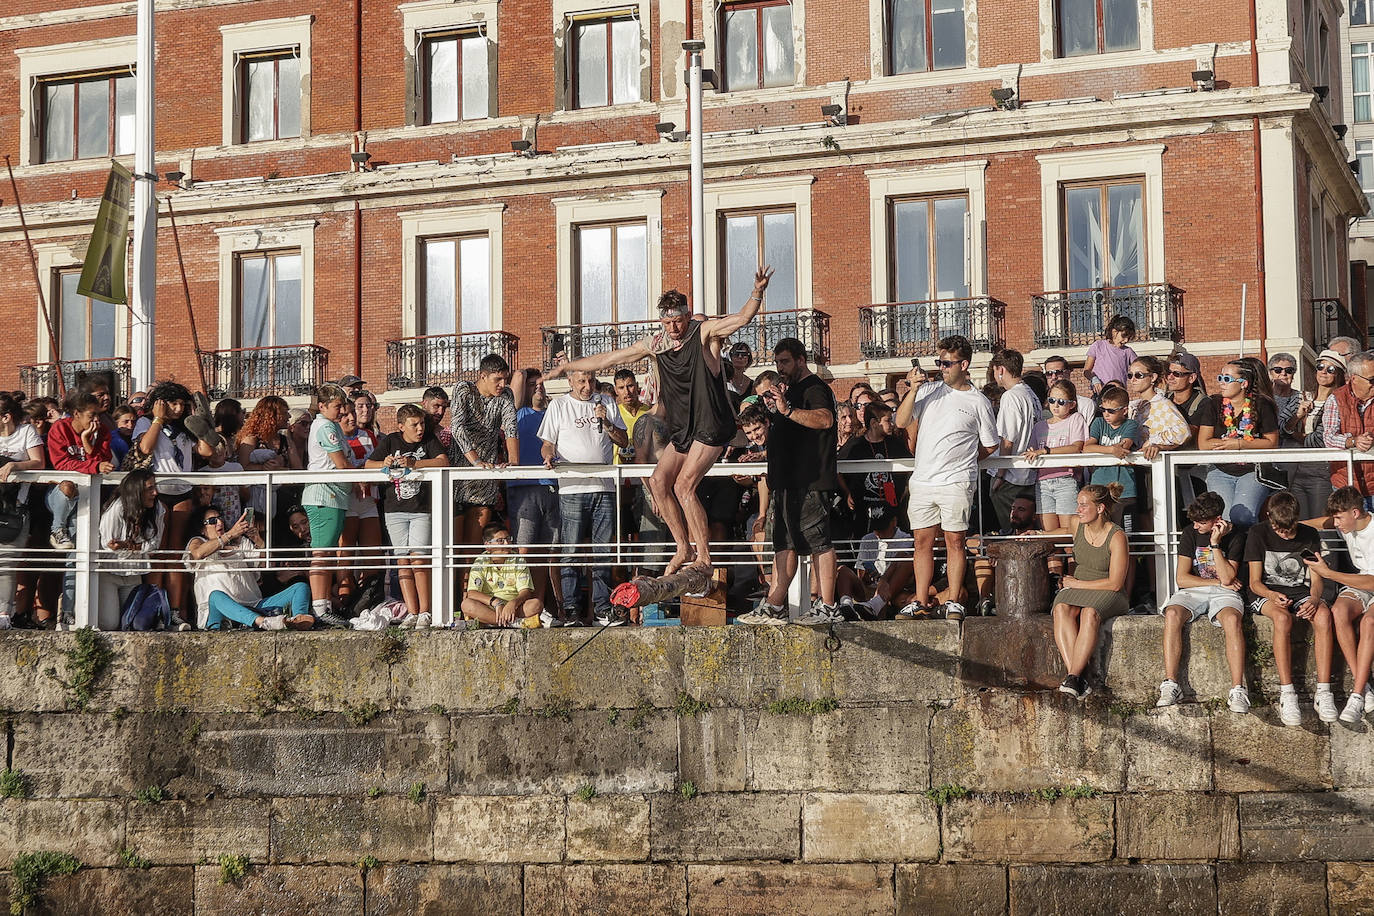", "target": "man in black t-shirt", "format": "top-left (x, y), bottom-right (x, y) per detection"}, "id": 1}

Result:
top-left (837, 400), bottom-right (911, 527)
top-left (737, 338), bottom-right (839, 627)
